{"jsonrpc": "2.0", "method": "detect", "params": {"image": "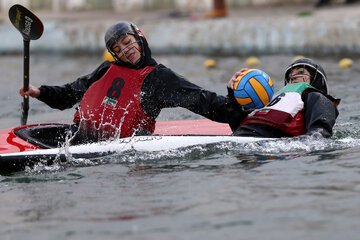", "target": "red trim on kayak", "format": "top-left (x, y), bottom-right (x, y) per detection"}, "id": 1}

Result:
top-left (0, 124), bottom-right (43, 153)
